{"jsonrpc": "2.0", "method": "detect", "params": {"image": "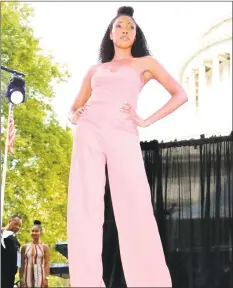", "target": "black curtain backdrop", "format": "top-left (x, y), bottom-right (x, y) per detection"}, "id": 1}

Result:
top-left (102, 132), bottom-right (233, 288)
